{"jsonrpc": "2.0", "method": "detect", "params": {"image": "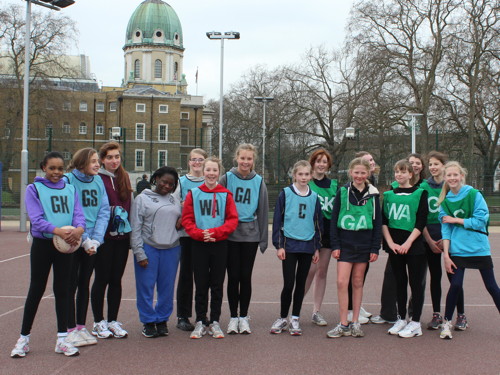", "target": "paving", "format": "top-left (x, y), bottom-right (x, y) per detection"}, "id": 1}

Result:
top-left (0, 222), bottom-right (499, 375)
